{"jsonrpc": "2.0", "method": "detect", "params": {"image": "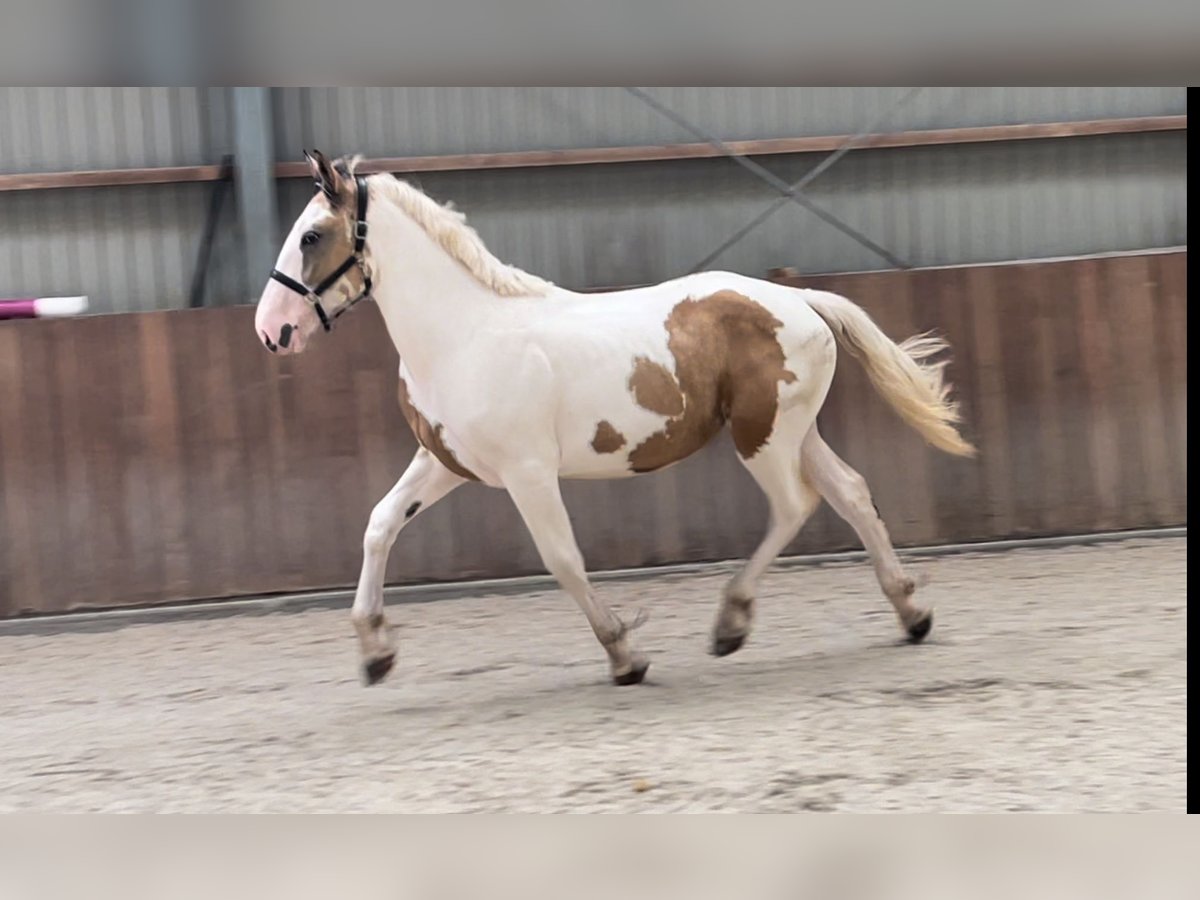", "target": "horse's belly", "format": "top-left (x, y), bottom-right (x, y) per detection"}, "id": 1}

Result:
top-left (556, 421), bottom-right (652, 480)
top-left (558, 456), bottom-right (642, 480)
top-left (555, 389), bottom-right (727, 480)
